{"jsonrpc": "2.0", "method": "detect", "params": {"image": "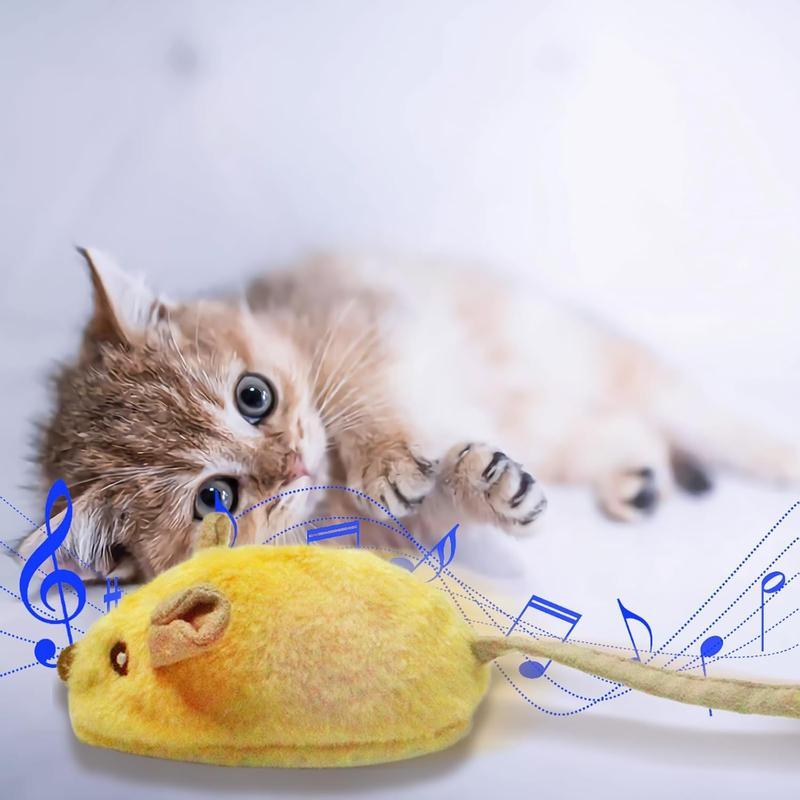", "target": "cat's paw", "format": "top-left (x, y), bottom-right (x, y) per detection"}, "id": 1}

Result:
top-left (596, 467), bottom-right (661, 522)
top-left (355, 447), bottom-right (436, 518)
top-left (447, 442), bottom-right (547, 529)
